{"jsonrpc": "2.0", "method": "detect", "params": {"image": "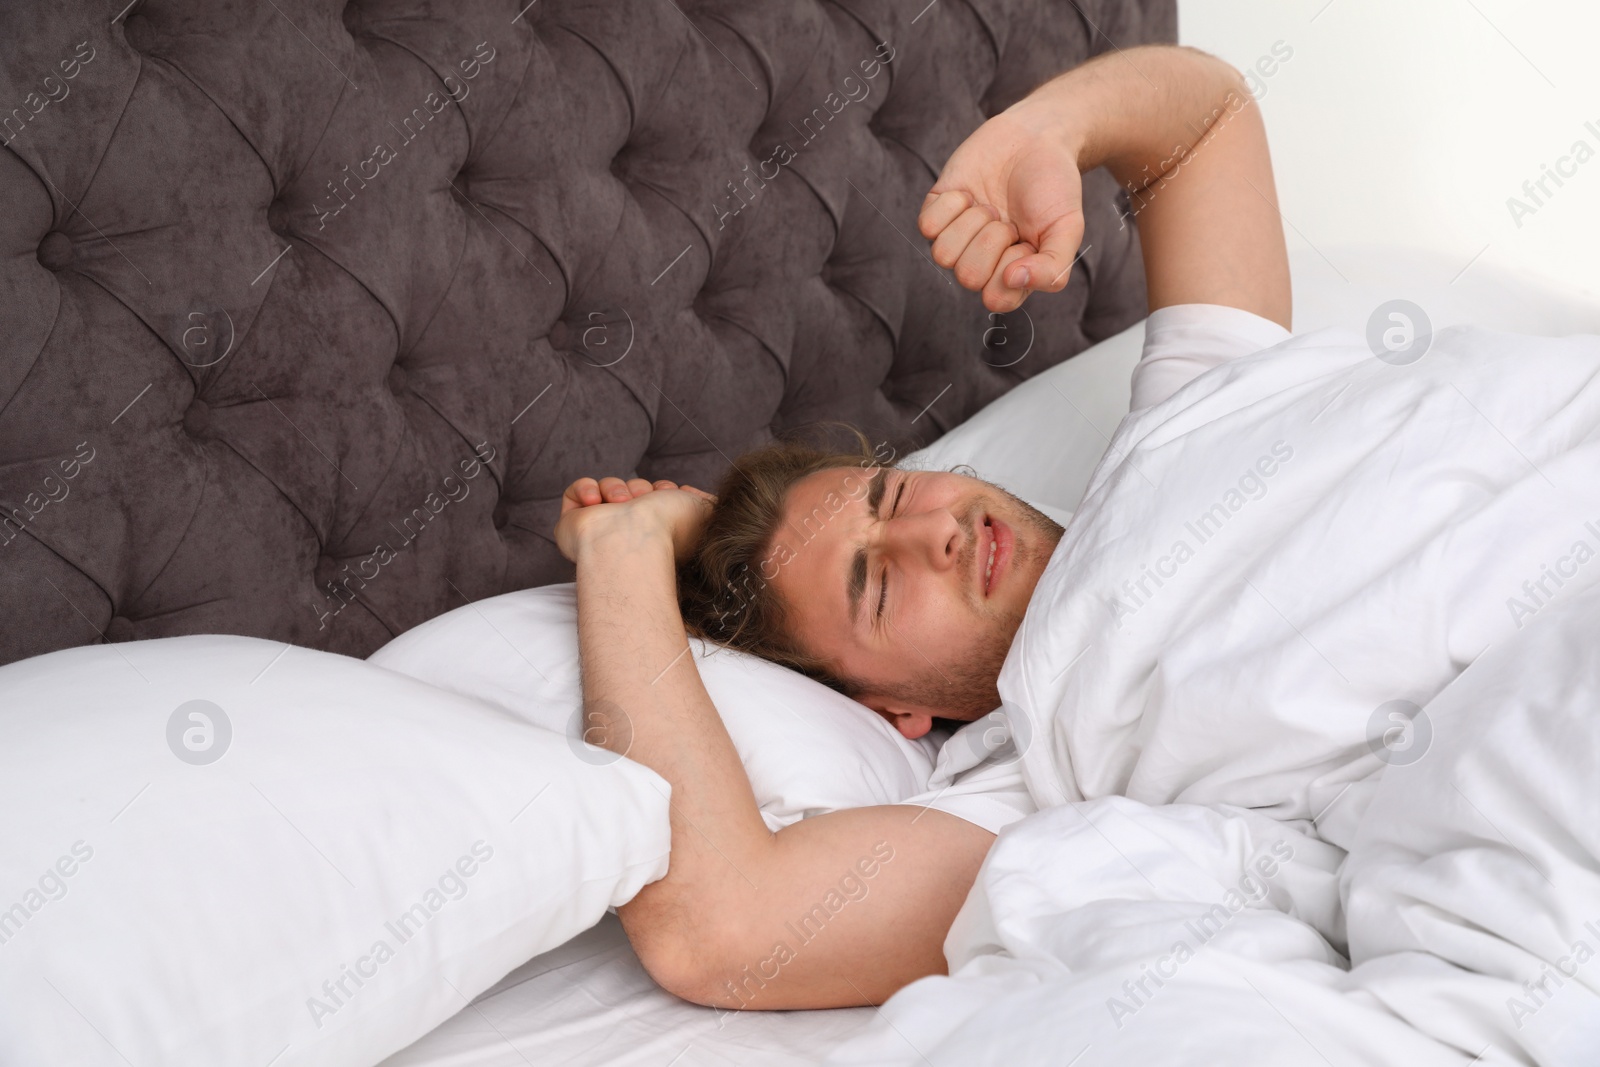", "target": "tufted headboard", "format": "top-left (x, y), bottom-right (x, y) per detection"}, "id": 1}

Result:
top-left (0, 0), bottom-right (1173, 666)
